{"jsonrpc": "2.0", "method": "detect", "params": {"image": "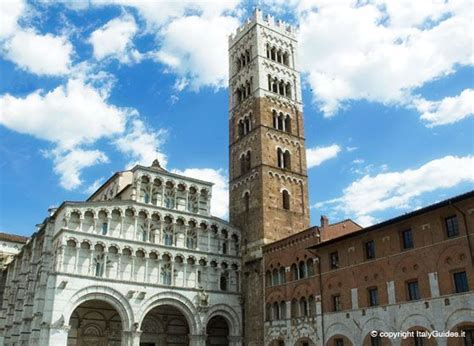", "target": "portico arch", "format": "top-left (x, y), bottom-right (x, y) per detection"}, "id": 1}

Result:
top-left (63, 286), bottom-right (133, 330)
top-left (137, 292), bottom-right (202, 336)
